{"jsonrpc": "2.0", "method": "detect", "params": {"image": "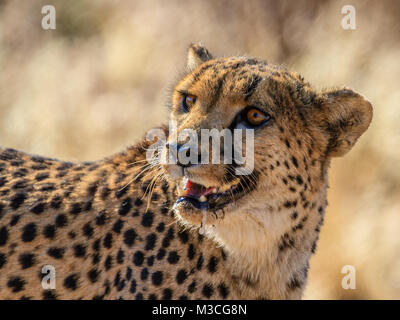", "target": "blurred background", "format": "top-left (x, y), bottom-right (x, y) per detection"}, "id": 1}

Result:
top-left (0, 0), bottom-right (399, 299)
